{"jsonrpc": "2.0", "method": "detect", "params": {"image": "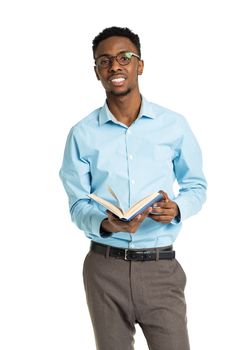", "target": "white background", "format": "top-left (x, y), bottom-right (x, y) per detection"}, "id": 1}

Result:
top-left (1, 0), bottom-right (250, 349)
